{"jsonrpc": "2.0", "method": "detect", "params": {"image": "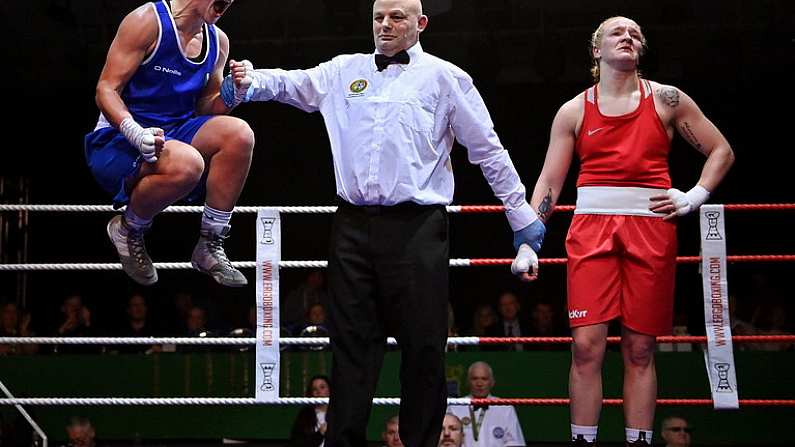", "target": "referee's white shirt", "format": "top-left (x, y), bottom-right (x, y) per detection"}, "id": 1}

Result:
top-left (447, 395), bottom-right (526, 447)
top-left (247, 42), bottom-right (535, 231)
